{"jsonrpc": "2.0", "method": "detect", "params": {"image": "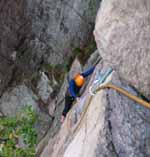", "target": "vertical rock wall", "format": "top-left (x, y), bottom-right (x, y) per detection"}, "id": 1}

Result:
top-left (41, 63), bottom-right (150, 157)
top-left (27, 0), bottom-right (101, 66)
top-left (94, 0), bottom-right (150, 98)
top-left (0, 0), bottom-right (31, 95)
top-left (0, 0), bottom-right (101, 95)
